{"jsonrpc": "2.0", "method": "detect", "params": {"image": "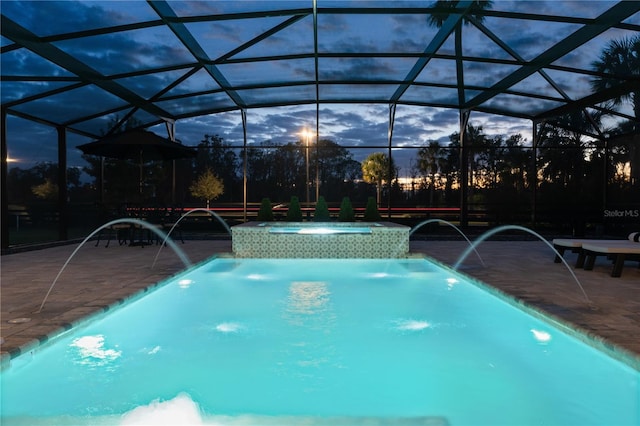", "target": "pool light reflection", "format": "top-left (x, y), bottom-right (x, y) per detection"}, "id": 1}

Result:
top-left (178, 279), bottom-right (193, 288)
top-left (215, 322), bottom-right (243, 333)
top-left (446, 277), bottom-right (458, 289)
top-left (247, 273), bottom-right (268, 280)
top-left (70, 335), bottom-right (121, 364)
top-left (531, 329), bottom-right (552, 343)
top-left (395, 319), bottom-right (431, 331)
top-left (367, 272), bottom-right (390, 278)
